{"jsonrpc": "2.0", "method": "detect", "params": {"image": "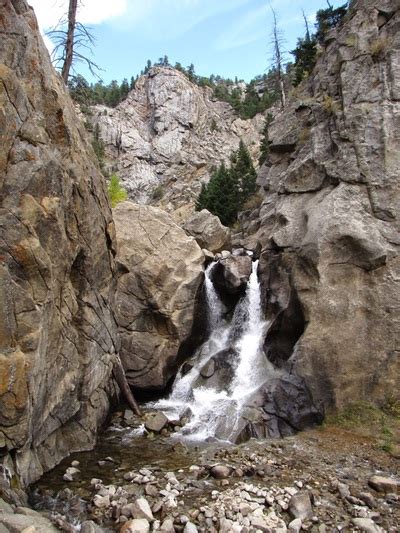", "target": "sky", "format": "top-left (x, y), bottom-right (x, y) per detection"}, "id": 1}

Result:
top-left (29, 0), bottom-right (346, 84)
